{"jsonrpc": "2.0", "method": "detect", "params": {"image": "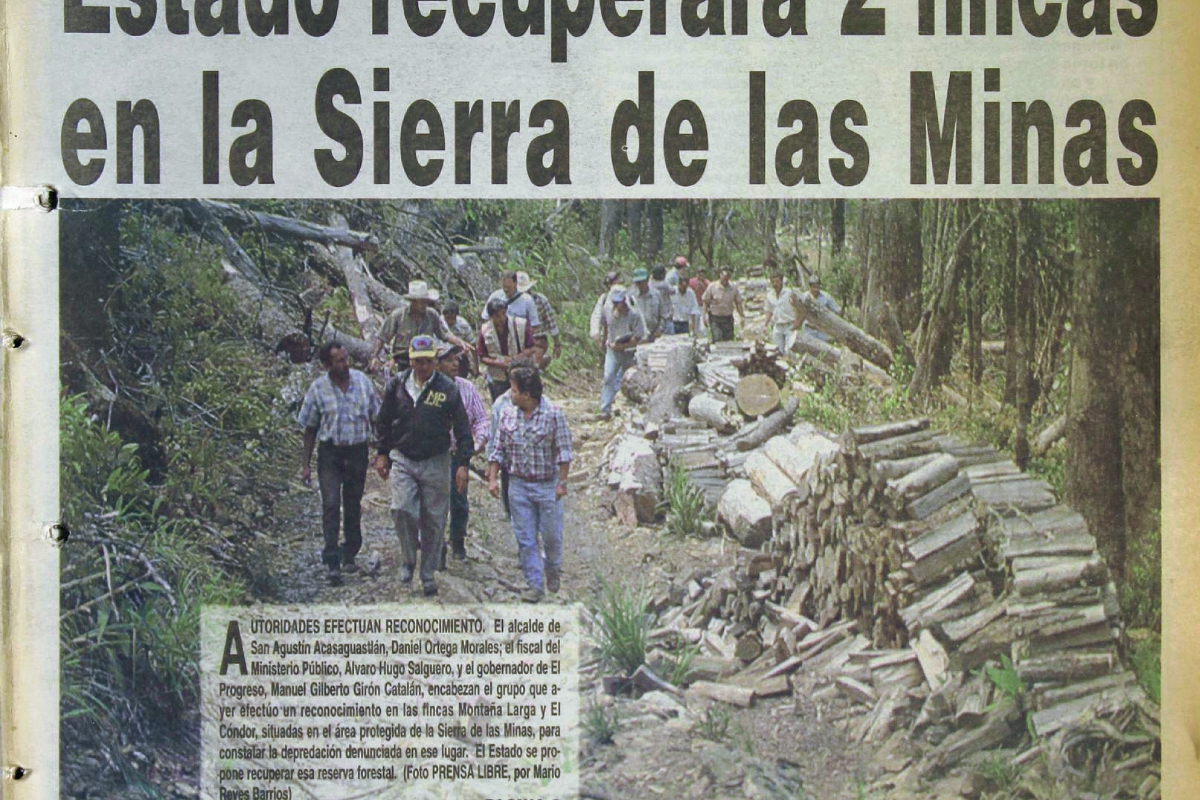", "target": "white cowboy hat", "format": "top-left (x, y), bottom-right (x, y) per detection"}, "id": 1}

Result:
top-left (405, 280), bottom-right (440, 302)
top-left (516, 271), bottom-right (537, 293)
